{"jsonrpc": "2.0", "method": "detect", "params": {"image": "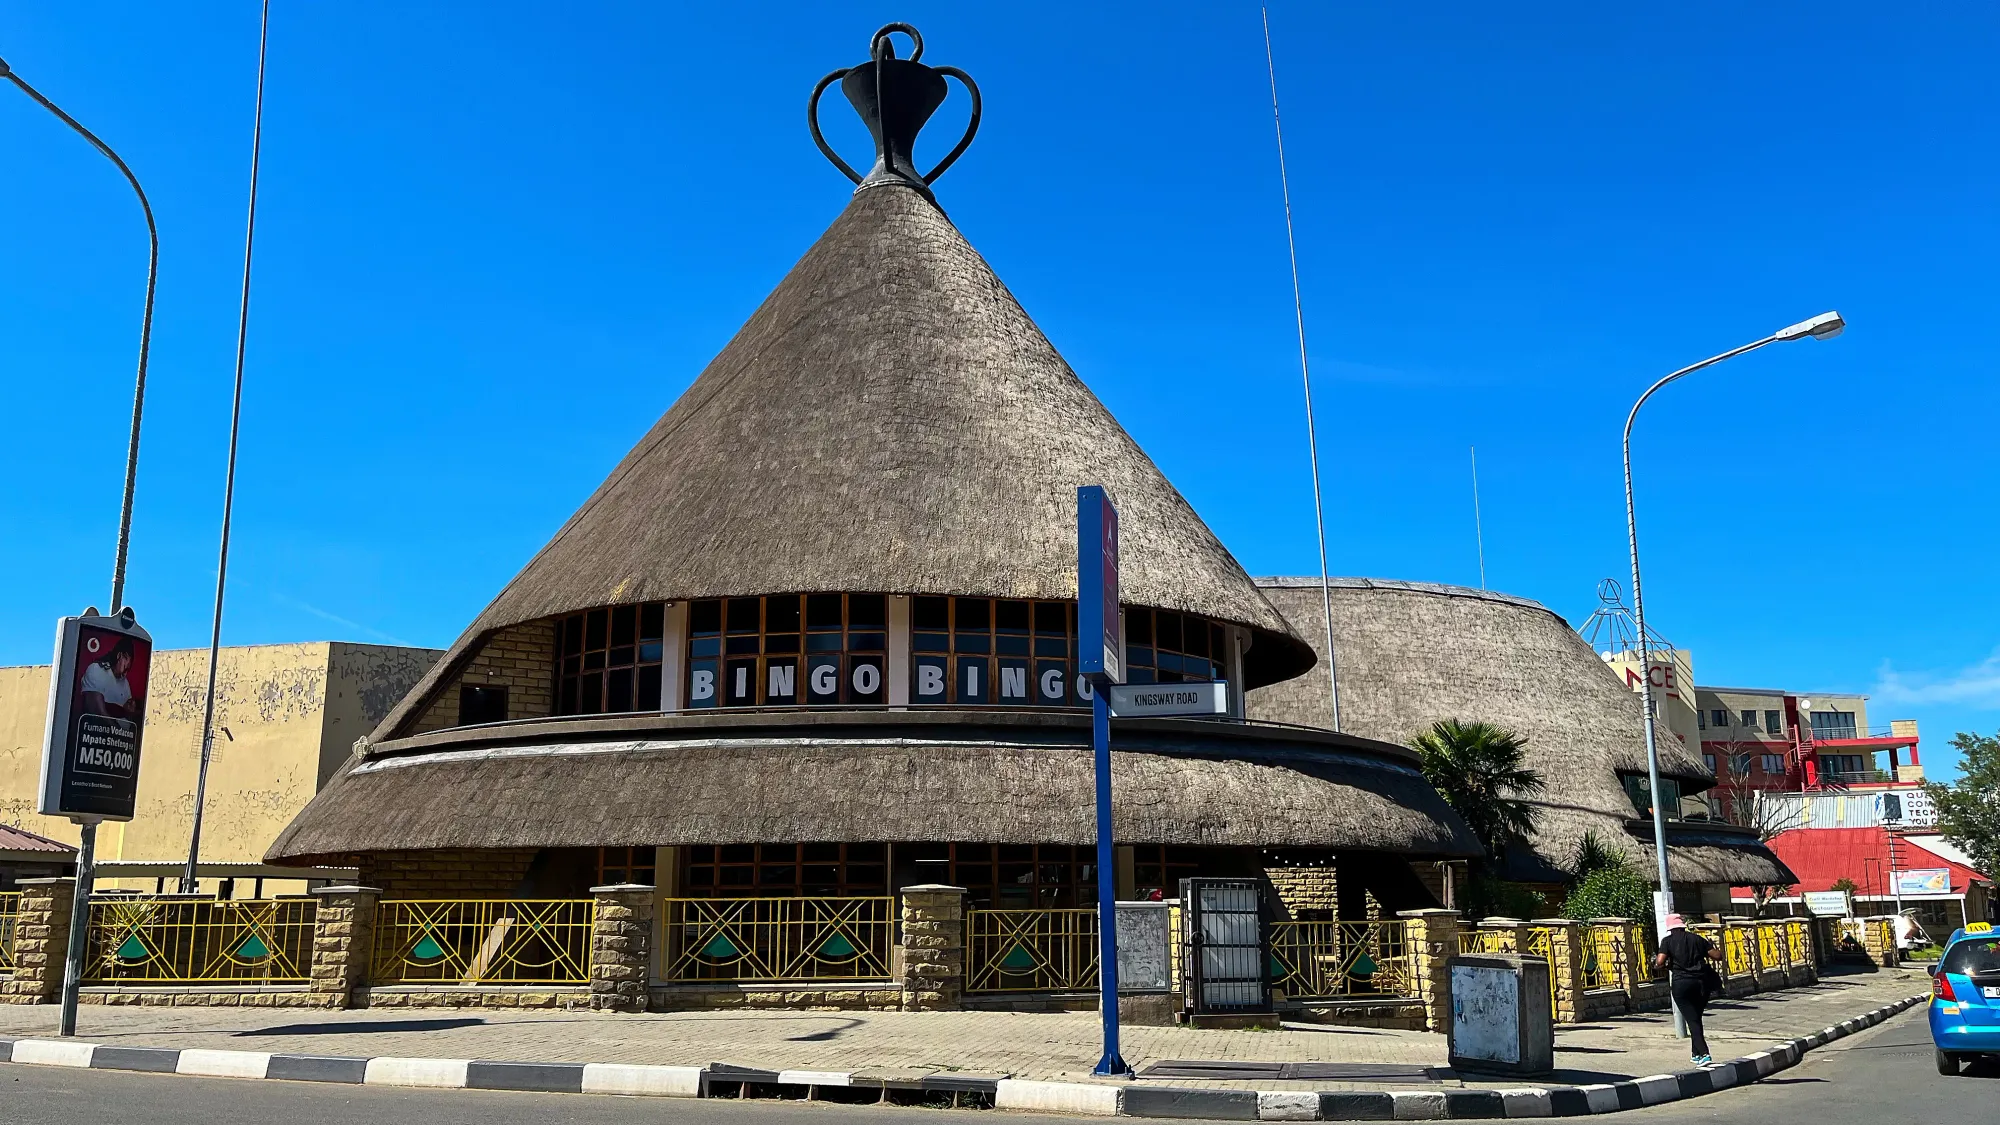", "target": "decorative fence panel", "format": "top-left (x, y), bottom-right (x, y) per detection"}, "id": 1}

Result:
top-left (1635, 922), bottom-right (1666, 982)
top-left (1755, 922), bottom-right (1783, 970)
top-left (1583, 924), bottom-right (1625, 990)
top-left (1457, 928), bottom-right (1512, 954)
top-left (966, 908), bottom-right (1098, 993)
top-left (85, 898), bottom-right (316, 983)
top-left (0, 891), bottom-right (19, 973)
top-left (661, 897), bottom-right (894, 984)
top-left (1785, 919), bottom-right (1809, 965)
top-left (1269, 919), bottom-right (1421, 1001)
top-left (1522, 926), bottom-right (1560, 1012)
top-left (371, 899), bottom-right (593, 985)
